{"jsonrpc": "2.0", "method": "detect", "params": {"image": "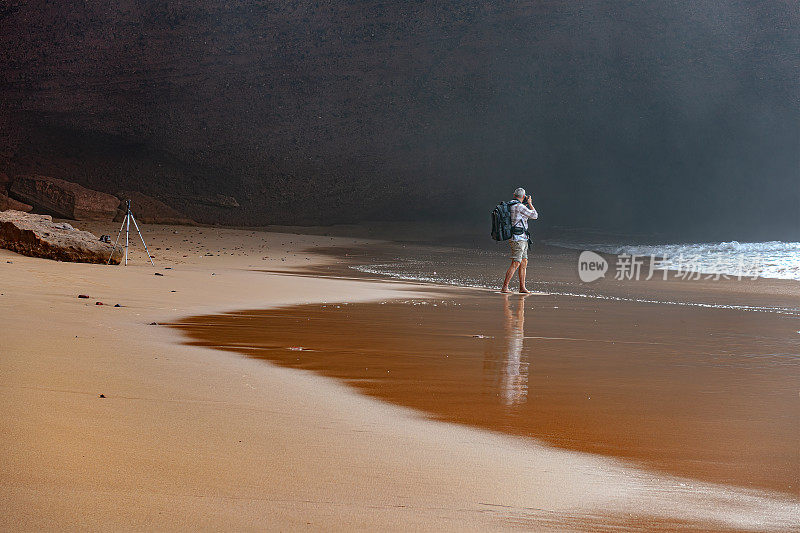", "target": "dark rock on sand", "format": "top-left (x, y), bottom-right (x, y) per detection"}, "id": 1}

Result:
top-left (78, 294), bottom-right (90, 299)
top-left (114, 191), bottom-right (195, 225)
top-left (0, 193), bottom-right (32, 212)
top-left (0, 210), bottom-right (123, 264)
top-left (10, 175), bottom-right (119, 221)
